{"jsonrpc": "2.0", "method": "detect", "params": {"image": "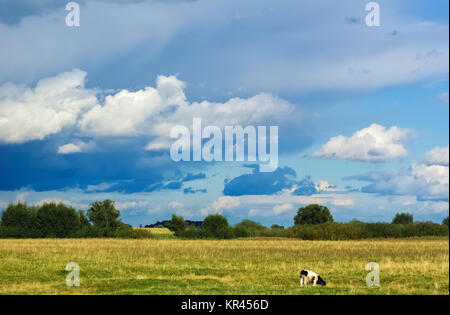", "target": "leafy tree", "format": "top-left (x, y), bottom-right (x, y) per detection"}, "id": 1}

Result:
top-left (392, 212), bottom-right (413, 225)
top-left (78, 210), bottom-right (91, 228)
top-left (202, 214), bottom-right (232, 239)
top-left (294, 204), bottom-right (333, 225)
top-left (270, 224), bottom-right (284, 230)
top-left (37, 202), bottom-right (80, 237)
top-left (442, 216), bottom-right (449, 227)
top-left (168, 214), bottom-right (187, 236)
top-left (87, 200), bottom-right (122, 229)
top-left (1, 203), bottom-right (39, 230)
